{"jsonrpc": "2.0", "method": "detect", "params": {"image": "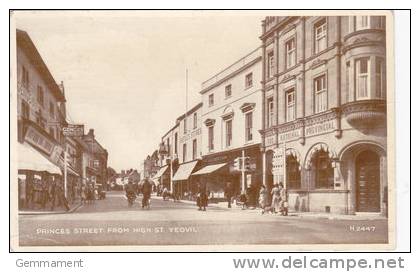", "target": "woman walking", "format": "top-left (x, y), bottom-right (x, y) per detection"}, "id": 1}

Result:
top-left (271, 183), bottom-right (281, 213)
top-left (258, 185), bottom-right (269, 214)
